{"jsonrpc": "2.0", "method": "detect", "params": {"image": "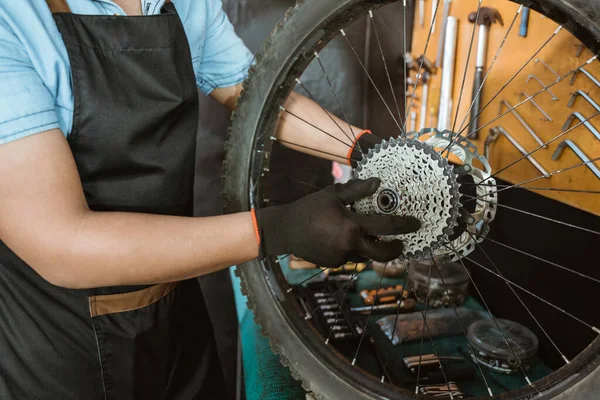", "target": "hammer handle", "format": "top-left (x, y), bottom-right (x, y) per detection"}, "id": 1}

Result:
top-left (468, 67), bottom-right (484, 139)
